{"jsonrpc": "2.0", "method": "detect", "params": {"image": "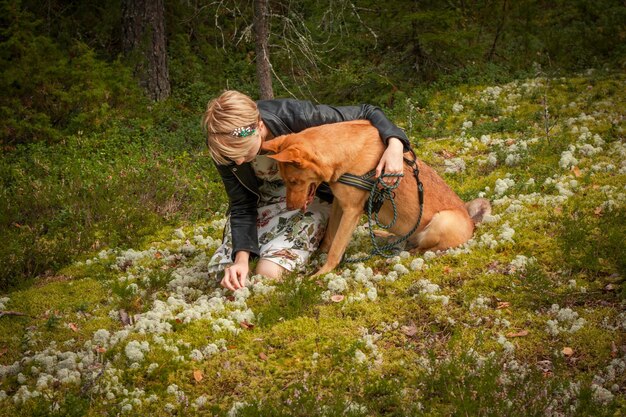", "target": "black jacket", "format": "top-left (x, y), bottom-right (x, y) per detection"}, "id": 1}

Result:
top-left (215, 98), bottom-right (410, 260)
